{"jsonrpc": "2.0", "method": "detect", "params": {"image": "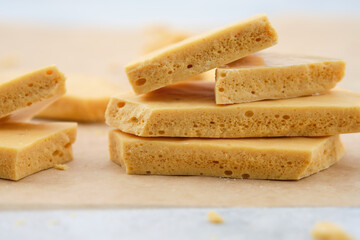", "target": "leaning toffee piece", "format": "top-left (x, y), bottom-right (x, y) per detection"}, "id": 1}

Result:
top-left (109, 131), bottom-right (344, 180)
top-left (215, 53), bottom-right (345, 104)
top-left (125, 14), bottom-right (278, 94)
top-left (0, 122), bottom-right (77, 181)
top-left (105, 81), bottom-right (360, 138)
top-left (140, 25), bottom-right (215, 82)
top-left (0, 65), bottom-right (66, 122)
